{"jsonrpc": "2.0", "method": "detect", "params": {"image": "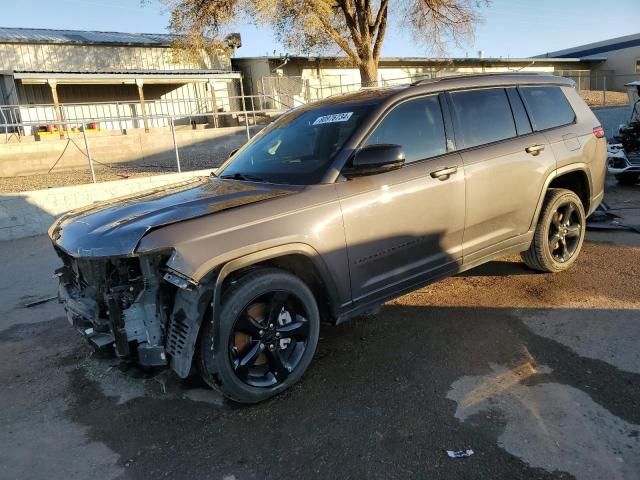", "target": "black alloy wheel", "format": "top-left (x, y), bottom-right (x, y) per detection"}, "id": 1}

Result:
top-left (198, 268), bottom-right (320, 404)
top-left (548, 201), bottom-right (582, 263)
top-left (521, 188), bottom-right (586, 273)
top-left (230, 291), bottom-right (310, 388)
